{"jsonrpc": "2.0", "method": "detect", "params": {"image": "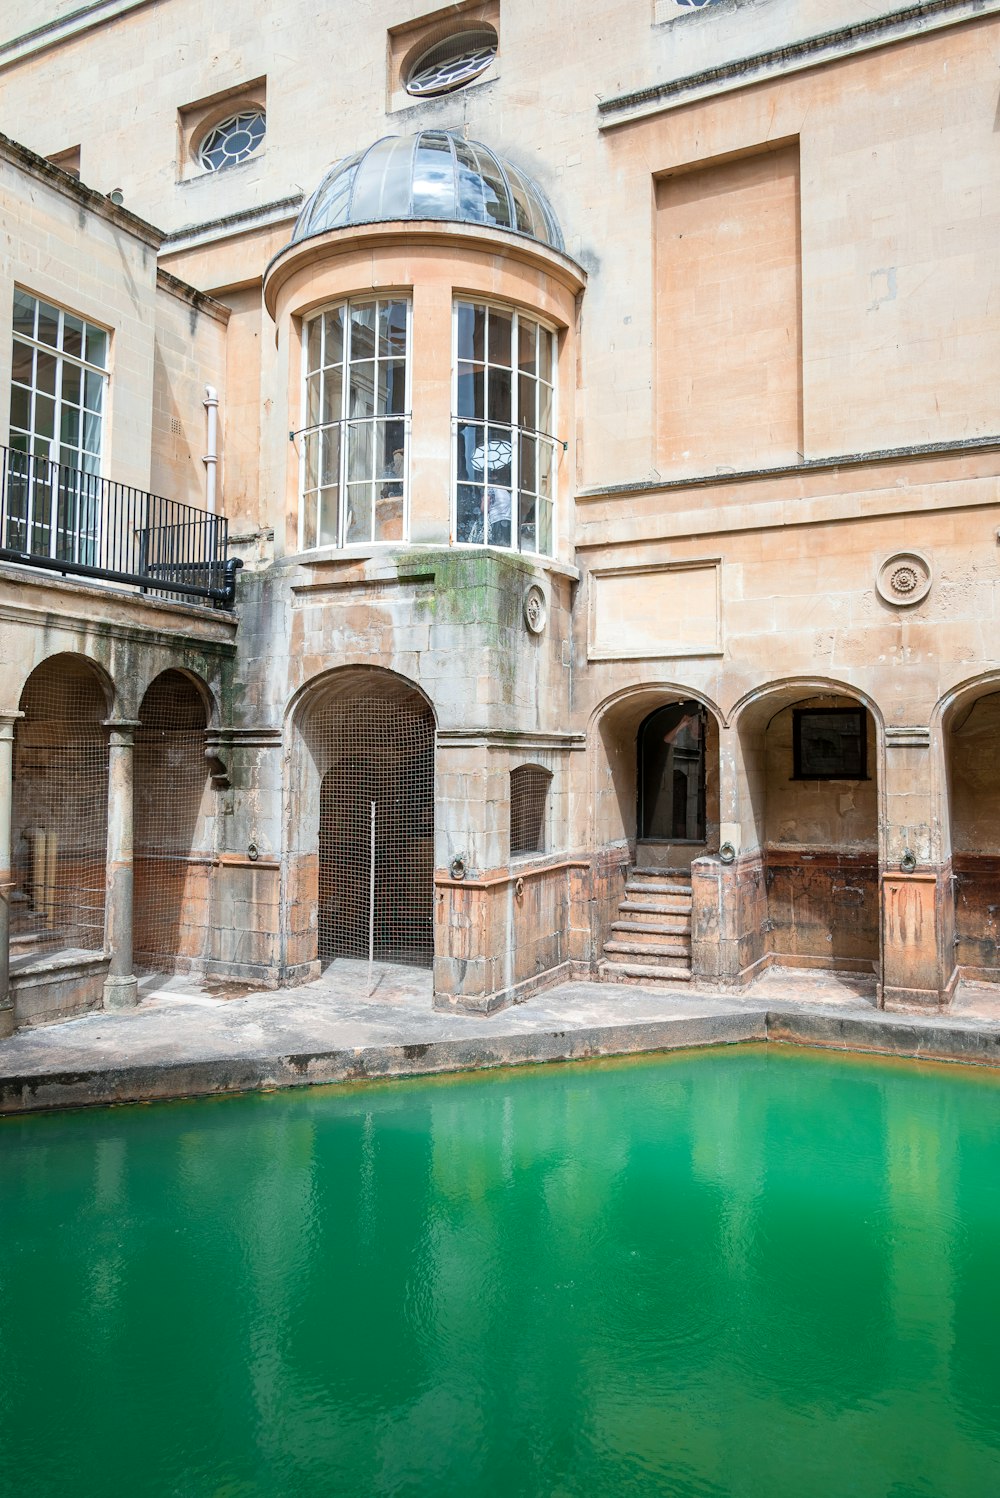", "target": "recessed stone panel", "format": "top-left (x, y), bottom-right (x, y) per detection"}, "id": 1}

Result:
top-left (588, 561), bottom-right (721, 659)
